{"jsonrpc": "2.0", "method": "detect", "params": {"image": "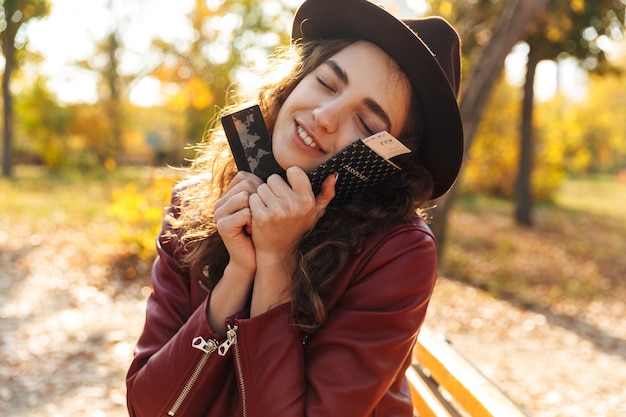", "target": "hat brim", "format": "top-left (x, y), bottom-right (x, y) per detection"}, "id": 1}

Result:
top-left (292, 0), bottom-right (463, 200)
